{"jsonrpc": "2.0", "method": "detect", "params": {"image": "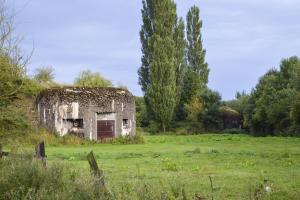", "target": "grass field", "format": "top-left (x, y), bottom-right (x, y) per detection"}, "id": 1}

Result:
top-left (44, 134), bottom-right (300, 199)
